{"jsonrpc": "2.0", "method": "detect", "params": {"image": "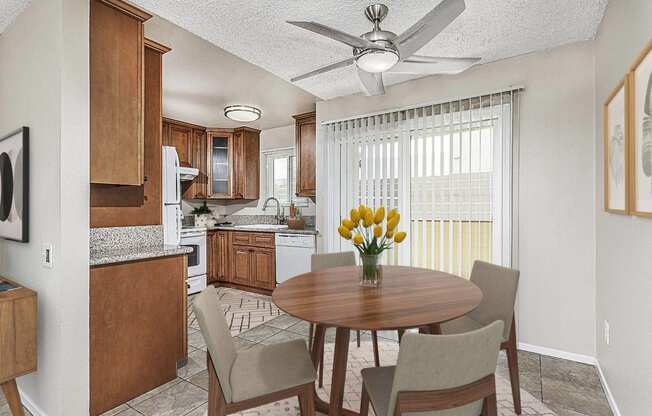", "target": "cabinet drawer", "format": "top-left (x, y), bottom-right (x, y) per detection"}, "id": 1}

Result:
top-left (232, 232), bottom-right (252, 245)
top-left (251, 233), bottom-right (275, 248)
